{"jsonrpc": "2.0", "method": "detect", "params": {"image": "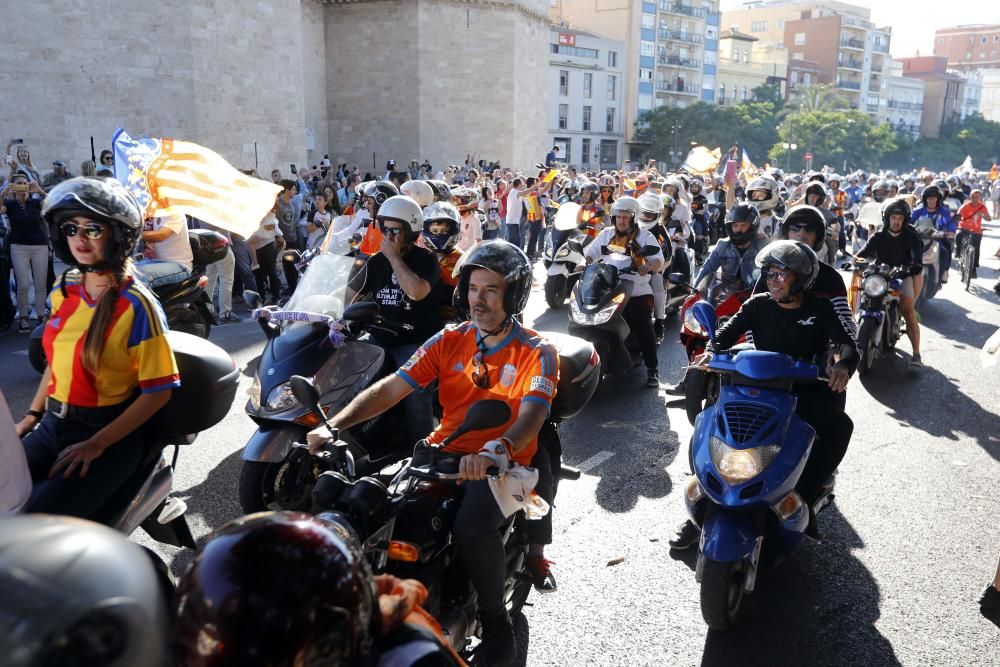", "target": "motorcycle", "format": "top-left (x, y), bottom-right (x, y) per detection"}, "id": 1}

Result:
top-left (852, 201), bottom-right (883, 251)
top-left (843, 259), bottom-right (907, 376)
top-left (567, 247), bottom-right (660, 382)
top-left (239, 251), bottom-right (416, 514)
top-left (27, 228), bottom-right (228, 374)
top-left (683, 301), bottom-right (835, 631)
top-left (543, 201), bottom-right (588, 309)
top-left (678, 271), bottom-right (751, 425)
top-left (913, 216), bottom-right (942, 309)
